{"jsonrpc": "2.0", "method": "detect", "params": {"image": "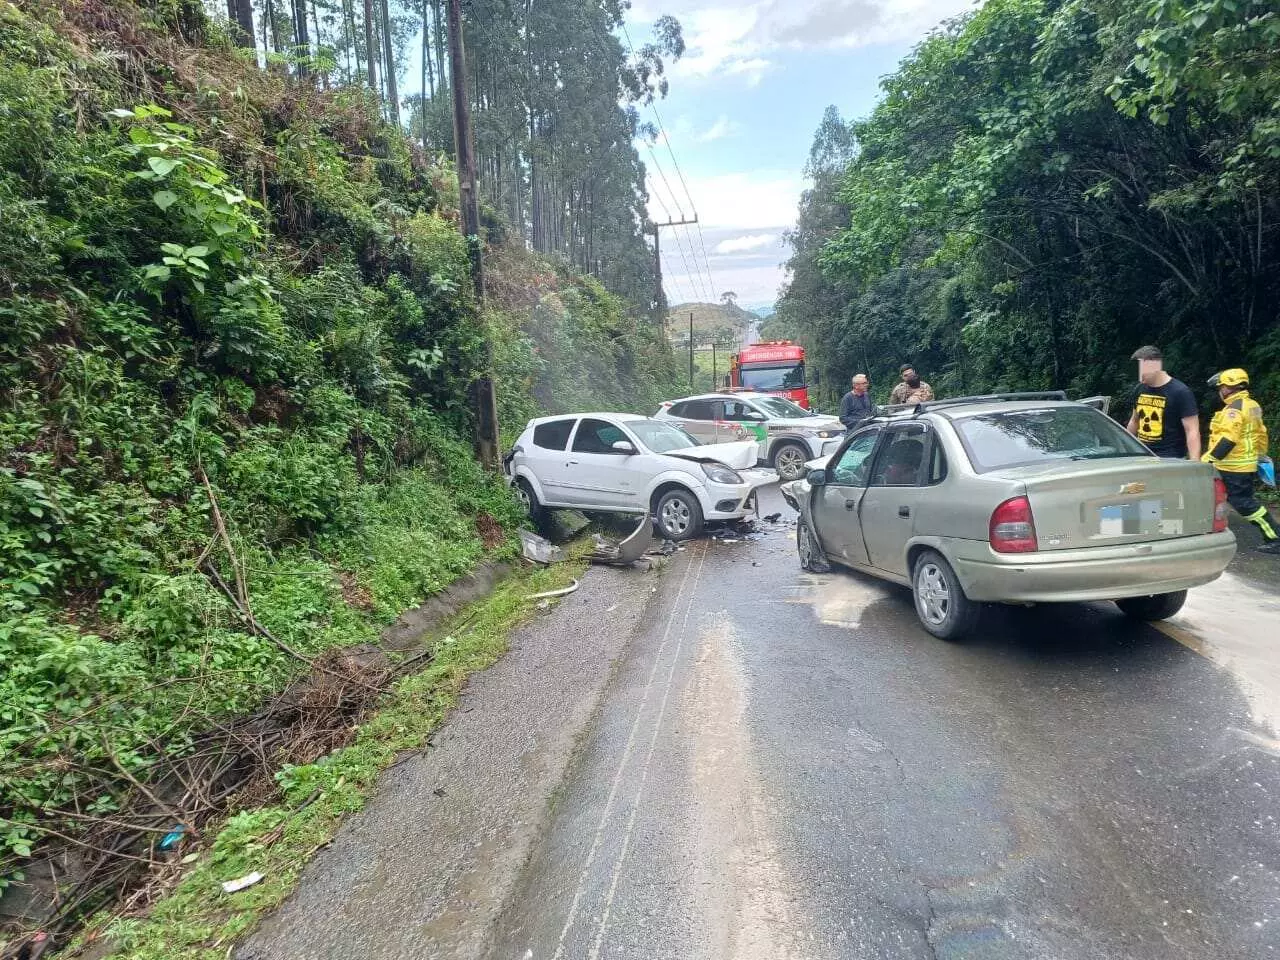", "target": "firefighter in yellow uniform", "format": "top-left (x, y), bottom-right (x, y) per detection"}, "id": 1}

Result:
top-left (1202, 368), bottom-right (1280, 554)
